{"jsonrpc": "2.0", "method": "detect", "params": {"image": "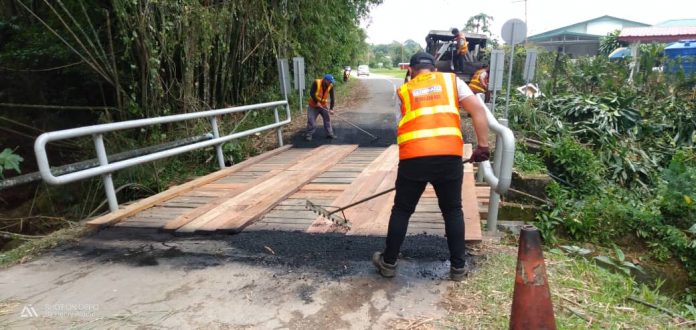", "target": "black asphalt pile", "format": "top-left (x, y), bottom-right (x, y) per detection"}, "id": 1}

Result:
top-left (291, 112), bottom-right (397, 148)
